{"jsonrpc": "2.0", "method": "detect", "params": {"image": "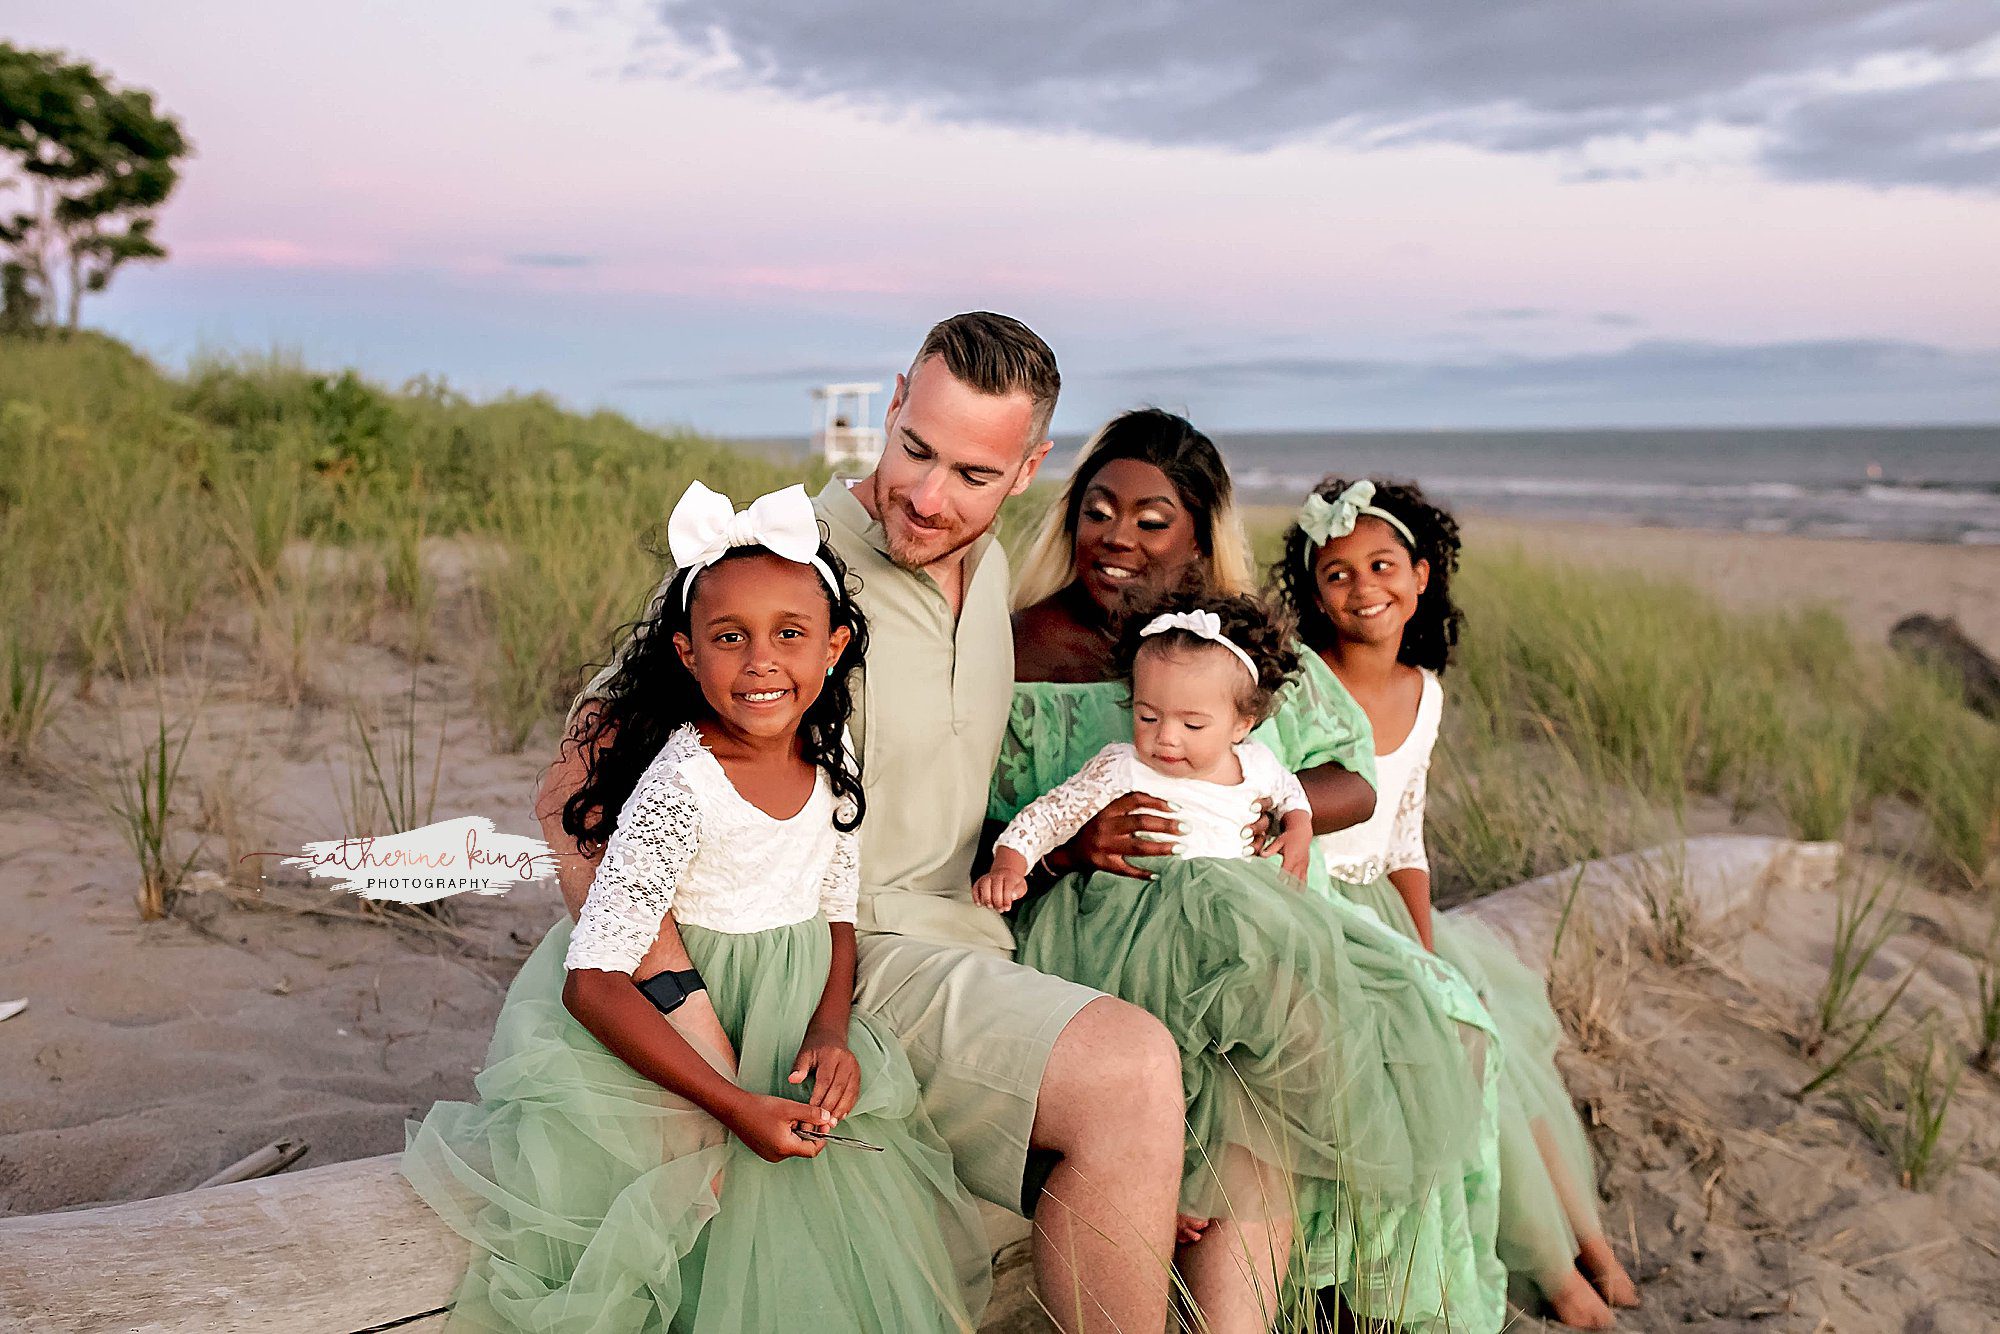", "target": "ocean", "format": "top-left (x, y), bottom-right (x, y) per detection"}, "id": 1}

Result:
top-left (1045, 425), bottom-right (2000, 545)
